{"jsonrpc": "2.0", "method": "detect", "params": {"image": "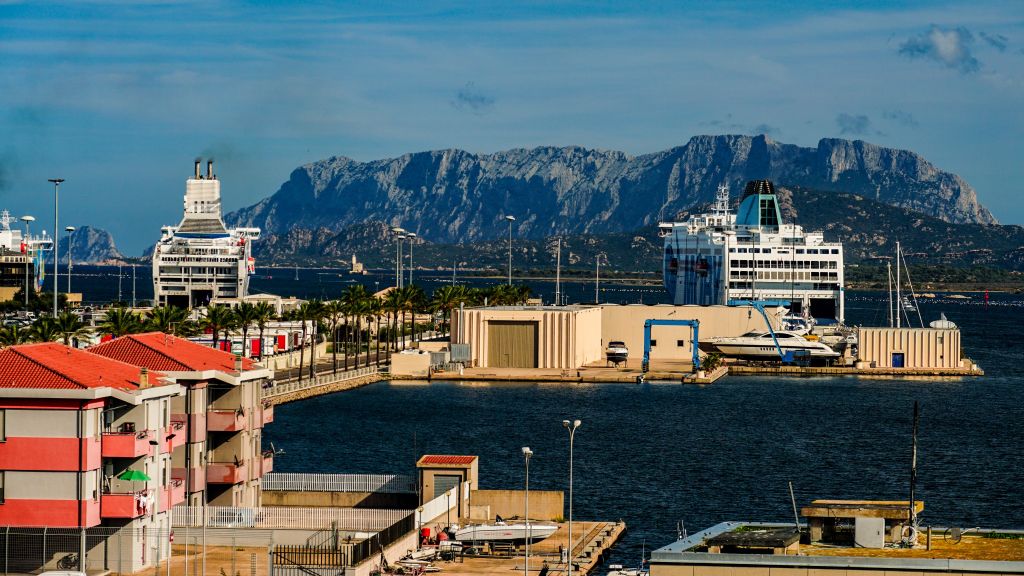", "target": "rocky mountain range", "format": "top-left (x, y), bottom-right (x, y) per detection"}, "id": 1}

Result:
top-left (58, 225), bottom-right (124, 264)
top-left (226, 134), bottom-right (996, 249)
